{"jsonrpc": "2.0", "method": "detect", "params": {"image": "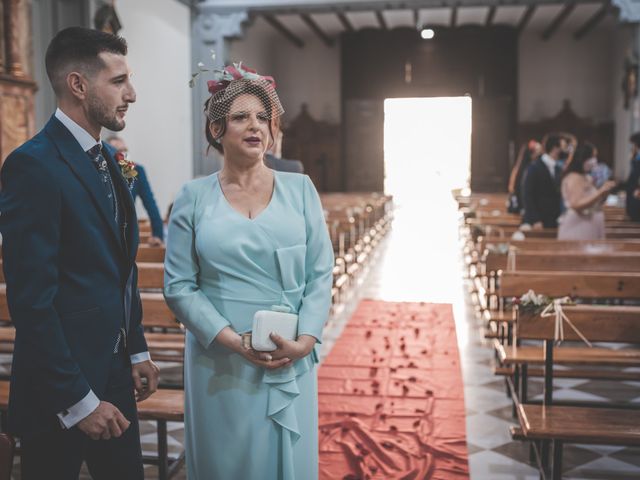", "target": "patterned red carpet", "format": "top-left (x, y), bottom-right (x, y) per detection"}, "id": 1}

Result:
top-left (318, 300), bottom-right (469, 479)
